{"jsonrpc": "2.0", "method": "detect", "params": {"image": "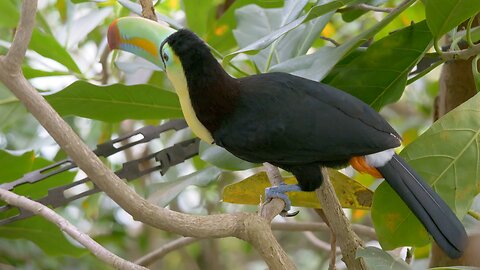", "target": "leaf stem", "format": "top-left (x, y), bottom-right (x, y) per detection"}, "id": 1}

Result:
top-left (466, 15), bottom-right (475, 47)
